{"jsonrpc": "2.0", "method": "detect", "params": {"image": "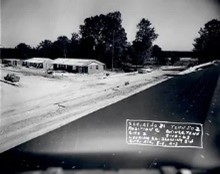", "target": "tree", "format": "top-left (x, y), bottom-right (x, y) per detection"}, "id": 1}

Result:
top-left (69, 33), bottom-right (80, 57)
top-left (1, 48), bottom-right (20, 58)
top-left (15, 43), bottom-right (32, 59)
top-left (132, 19), bottom-right (158, 65)
top-left (37, 40), bottom-right (52, 50)
top-left (52, 36), bottom-right (70, 58)
top-left (79, 11), bottom-right (127, 69)
top-left (151, 45), bottom-right (166, 65)
top-left (193, 19), bottom-right (220, 62)
top-left (36, 40), bottom-right (53, 57)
